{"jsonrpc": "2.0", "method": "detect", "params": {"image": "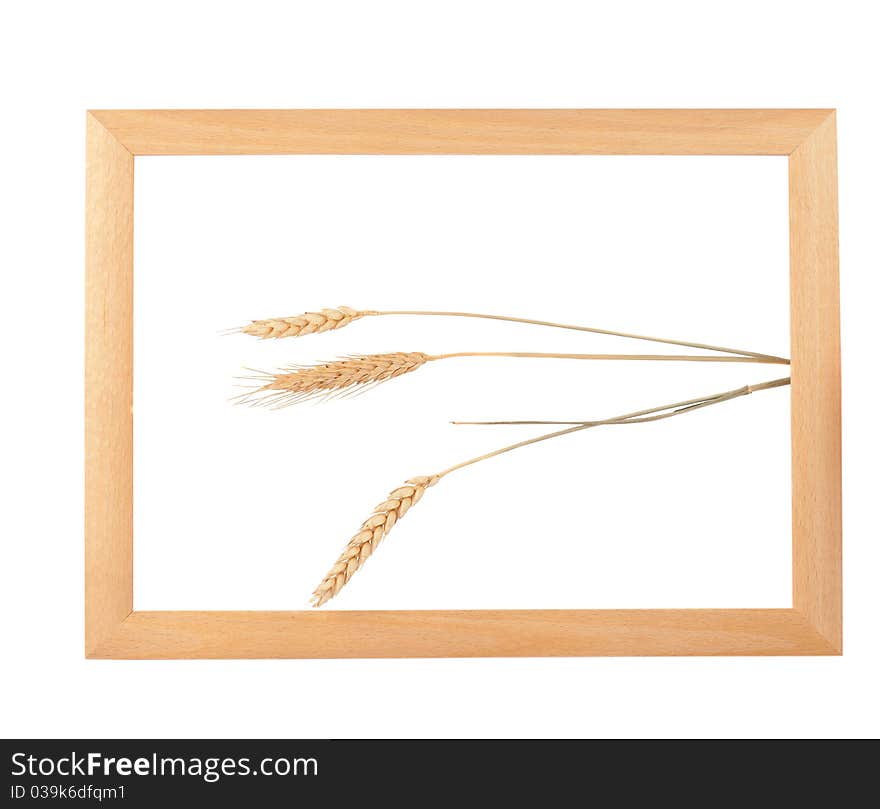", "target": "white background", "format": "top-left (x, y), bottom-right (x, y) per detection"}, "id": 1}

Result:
top-left (1, 0), bottom-right (877, 738)
top-left (134, 155), bottom-right (791, 610)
